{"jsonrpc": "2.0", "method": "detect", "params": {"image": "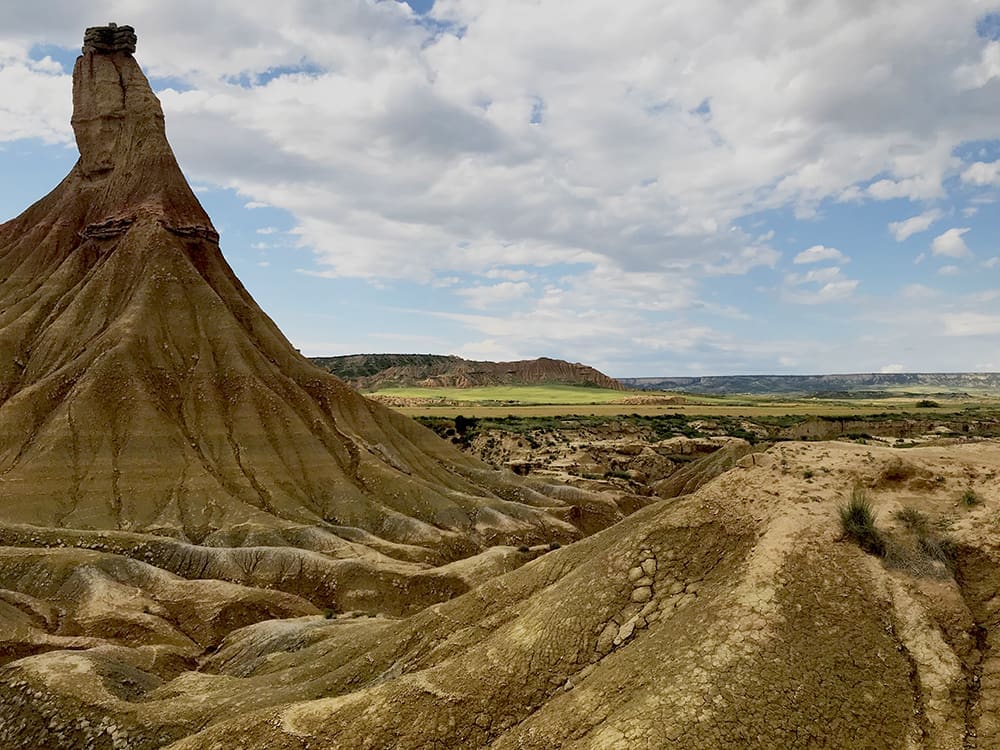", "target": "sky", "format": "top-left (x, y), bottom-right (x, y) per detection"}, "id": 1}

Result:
top-left (1, 1), bottom-right (1000, 377)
